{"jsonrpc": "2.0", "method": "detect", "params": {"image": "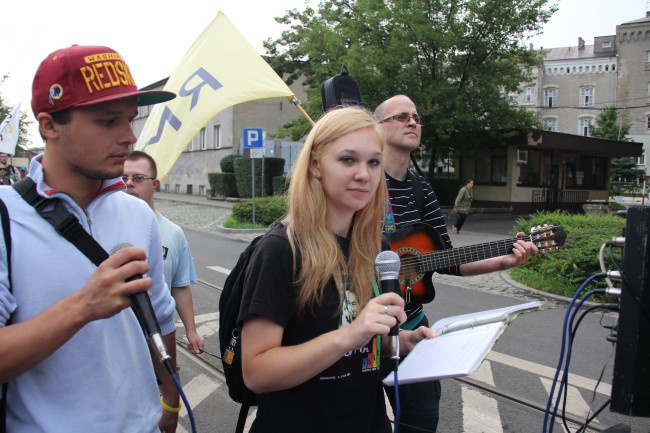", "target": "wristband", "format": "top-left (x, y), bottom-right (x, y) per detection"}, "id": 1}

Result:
top-left (160, 396), bottom-right (181, 414)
